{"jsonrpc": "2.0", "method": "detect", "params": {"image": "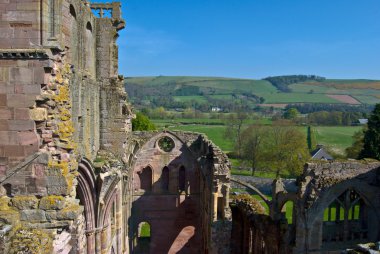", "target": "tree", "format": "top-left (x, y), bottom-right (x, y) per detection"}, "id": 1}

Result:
top-left (224, 111), bottom-right (248, 158)
top-left (346, 128), bottom-right (365, 159)
top-left (283, 108), bottom-right (299, 120)
top-left (360, 104), bottom-right (380, 159)
top-left (132, 112), bottom-right (156, 131)
top-left (262, 126), bottom-right (309, 177)
top-left (241, 125), bottom-right (266, 176)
